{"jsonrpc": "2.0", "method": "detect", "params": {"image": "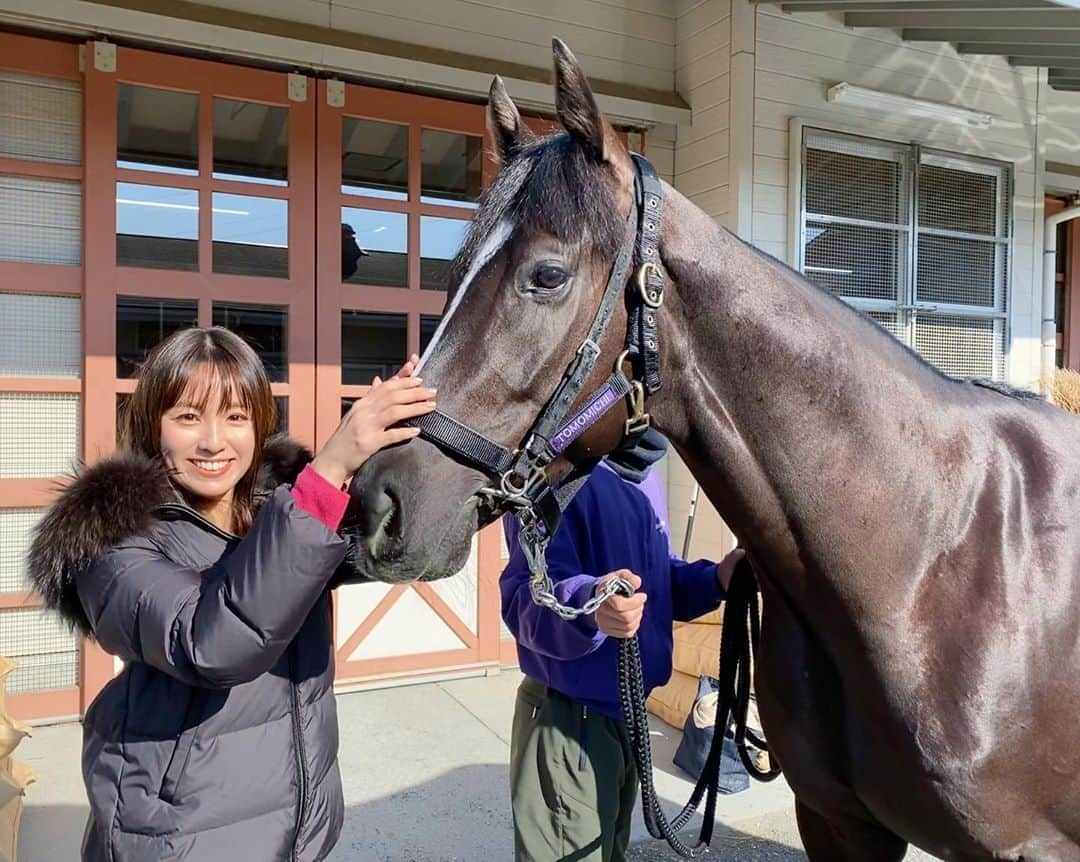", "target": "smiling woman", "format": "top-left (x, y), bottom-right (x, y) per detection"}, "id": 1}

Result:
top-left (27, 324), bottom-right (436, 861)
